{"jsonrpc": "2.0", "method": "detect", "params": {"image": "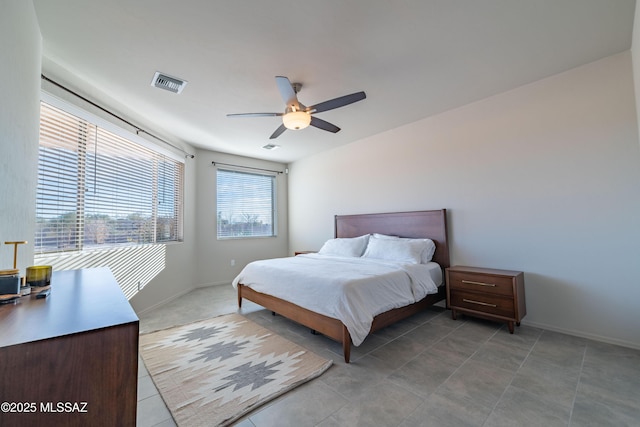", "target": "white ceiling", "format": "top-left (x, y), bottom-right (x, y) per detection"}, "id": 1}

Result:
top-left (33, 0), bottom-right (636, 163)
